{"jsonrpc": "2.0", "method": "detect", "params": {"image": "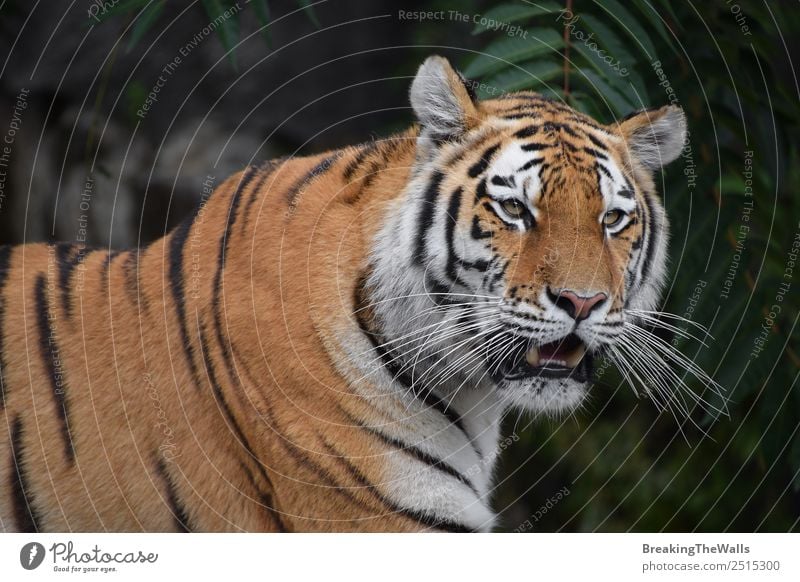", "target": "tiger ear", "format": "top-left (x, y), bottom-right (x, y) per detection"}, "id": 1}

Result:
top-left (410, 56), bottom-right (480, 141)
top-left (615, 105), bottom-right (687, 170)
